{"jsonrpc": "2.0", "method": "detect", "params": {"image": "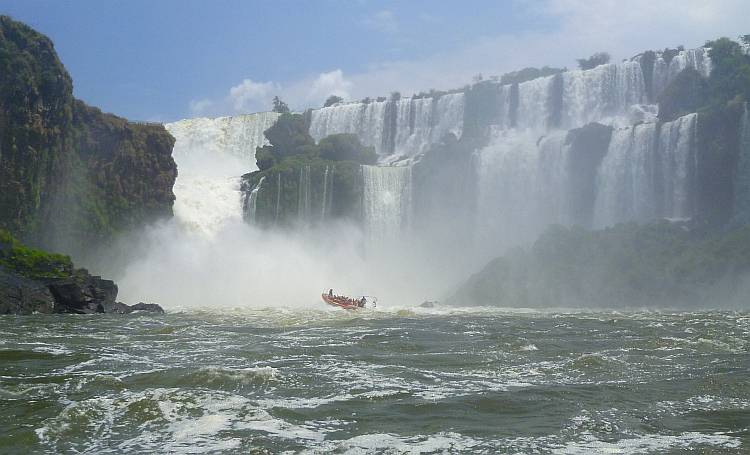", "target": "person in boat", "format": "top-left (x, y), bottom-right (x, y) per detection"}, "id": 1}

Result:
top-left (329, 289), bottom-right (334, 297)
top-left (358, 297), bottom-right (366, 308)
